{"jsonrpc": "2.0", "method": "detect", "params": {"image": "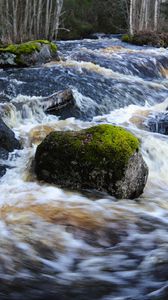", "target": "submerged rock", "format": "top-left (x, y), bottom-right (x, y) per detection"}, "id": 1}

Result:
top-left (0, 40), bottom-right (59, 68)
top-left (42, 88), bottom-right (75, 115)
top-left (147, 112), bottom-right (168, 135)
top-left (41, 88), bottom-right (85, 120)
top-left (35, 124), bottom-right (148, 199)
top-left (0, 118), bottom-right (21, 177)
top-left (0, 118), bottom-right (20, 151)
